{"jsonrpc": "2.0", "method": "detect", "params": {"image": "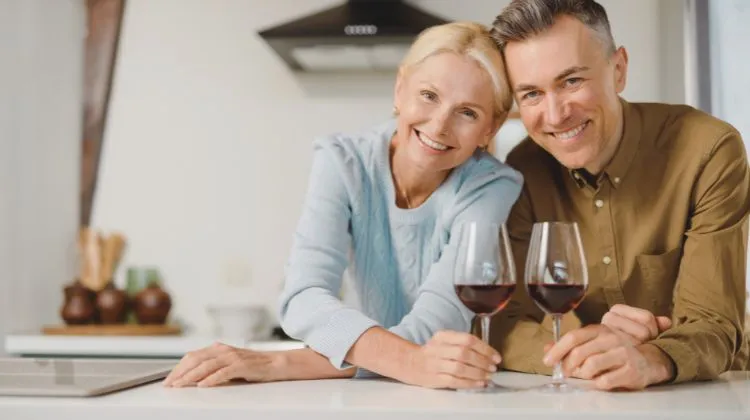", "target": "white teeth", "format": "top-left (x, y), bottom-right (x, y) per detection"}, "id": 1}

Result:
top-left (555, 122), bottom-right (587, 140)
top-left (417, 132), bottom-right (449, 151)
